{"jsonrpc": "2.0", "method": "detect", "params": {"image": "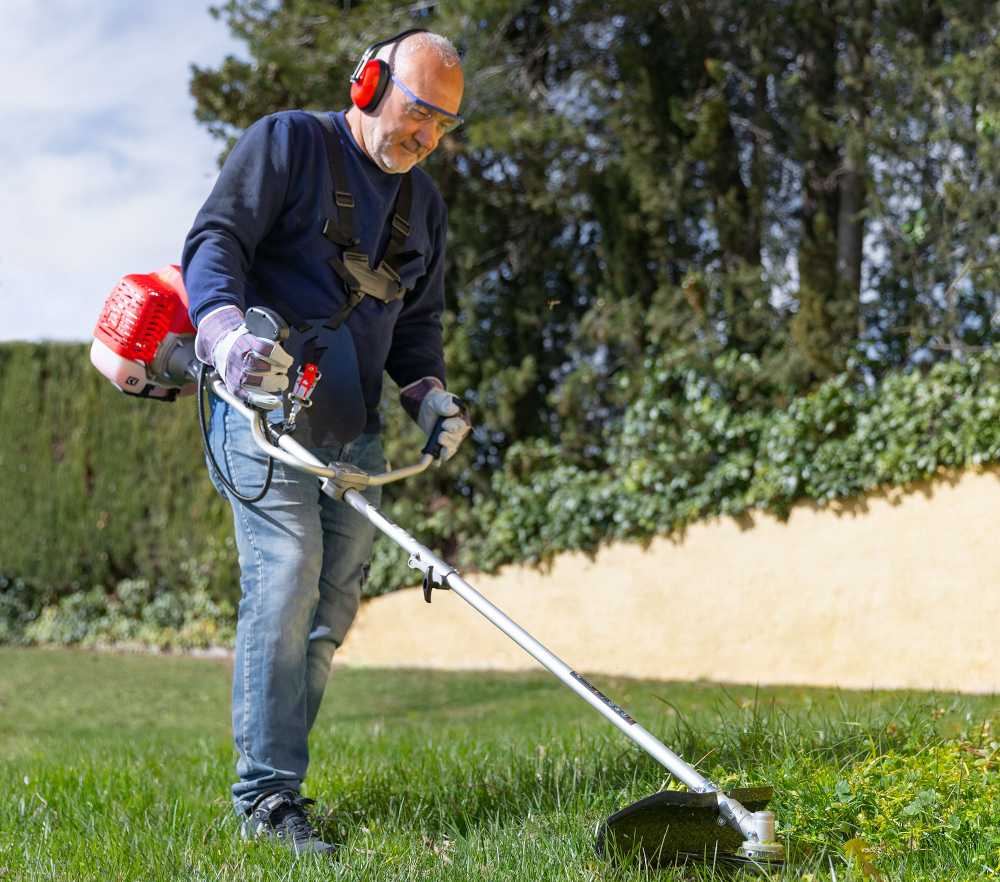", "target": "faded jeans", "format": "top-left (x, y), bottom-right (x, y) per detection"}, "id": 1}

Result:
top-left (205, 396), bottom-right (383, 814)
